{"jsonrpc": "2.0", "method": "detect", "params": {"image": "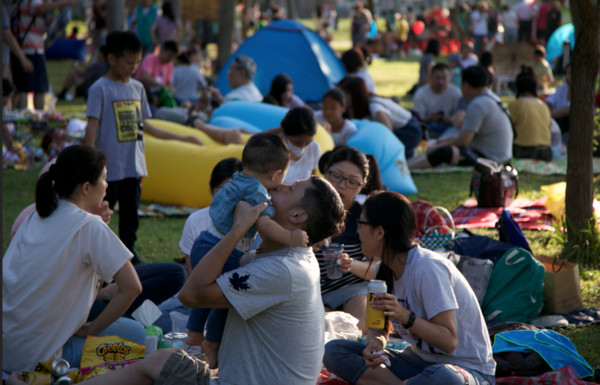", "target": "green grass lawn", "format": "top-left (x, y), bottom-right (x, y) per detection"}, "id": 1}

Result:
top-left (3, 24), bottom-right (600, 370)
